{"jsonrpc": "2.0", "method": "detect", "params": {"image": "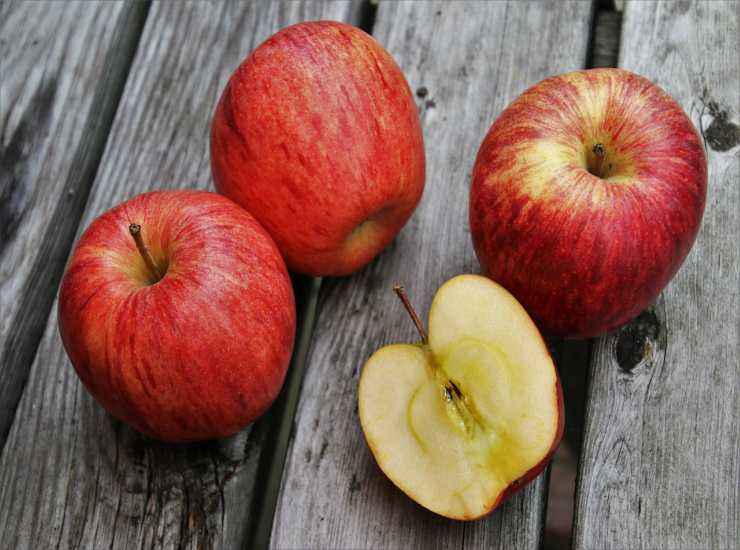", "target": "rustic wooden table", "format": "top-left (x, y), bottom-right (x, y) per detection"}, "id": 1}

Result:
top-left (1, 1), bottom-right (737, 549)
